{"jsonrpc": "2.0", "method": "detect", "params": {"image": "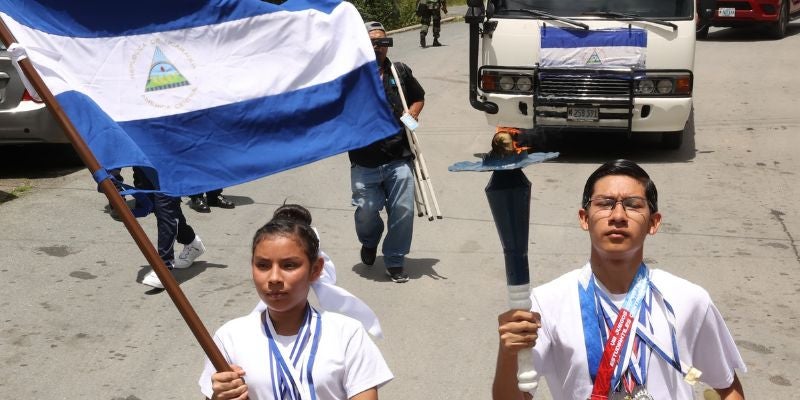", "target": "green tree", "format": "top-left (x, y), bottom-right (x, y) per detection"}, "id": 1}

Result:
top-left (349, 0), bottom-right (419, 30)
